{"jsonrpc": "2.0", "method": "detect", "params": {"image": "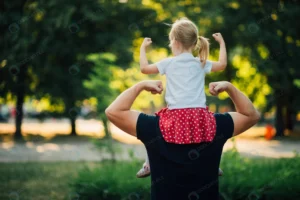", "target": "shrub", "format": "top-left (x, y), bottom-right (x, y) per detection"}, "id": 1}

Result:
top-left (71, 149), bottom-right (300, 200)
top-left (219, 148), bottom-right (300, 200)
top-left (71, 160), bottom-right (151, 200)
